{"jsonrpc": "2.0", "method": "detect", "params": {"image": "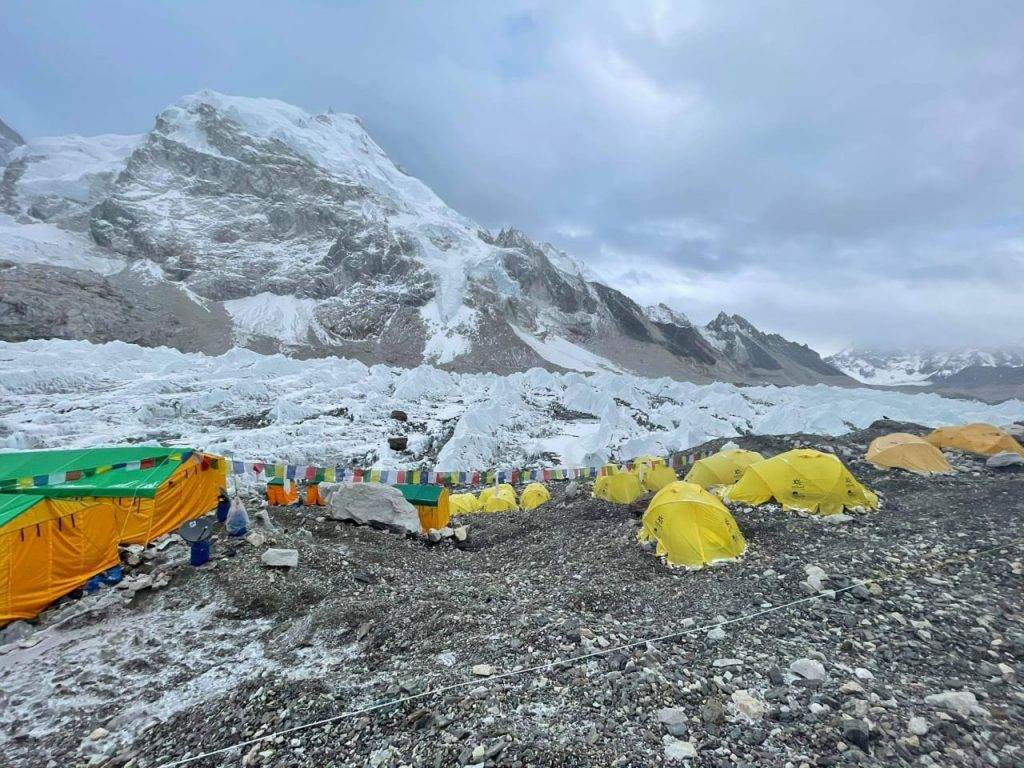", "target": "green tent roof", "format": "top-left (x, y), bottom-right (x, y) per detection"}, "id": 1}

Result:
top-left (394, 483), bottom-right (445, 507)
top-left (0, 446), bottom-right (200, 525)
top-left (0, 494), bottom-right (43, 530)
